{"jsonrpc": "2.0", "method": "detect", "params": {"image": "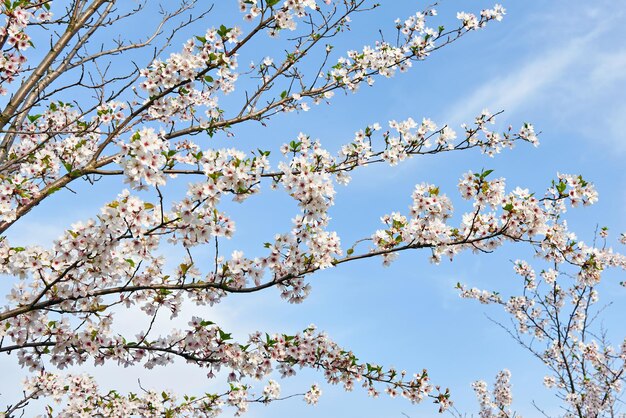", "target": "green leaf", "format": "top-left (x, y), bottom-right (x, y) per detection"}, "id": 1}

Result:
top-left (218, 329), bottom-right (232, 341)
top-left (217, 24), bottom-right (231, 38)
top-left (480, 169), bottom-right (494, 179)
top-left (280, 90), bottom-right (288, 99)
top-left (179, 263), bottom-right (191, 275)
top-left (267, 0), bottom-right (281, 6)
top-left (94, 304), bottom-right (108, 312)
top-left (208, 172), bottom-right (223, 181)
